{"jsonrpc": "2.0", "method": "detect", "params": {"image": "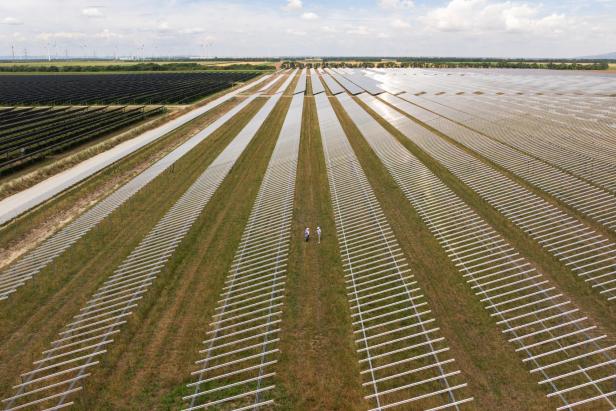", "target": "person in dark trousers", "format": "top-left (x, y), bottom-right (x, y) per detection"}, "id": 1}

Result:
top-left (304, 227), bottom-right (310, 242)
